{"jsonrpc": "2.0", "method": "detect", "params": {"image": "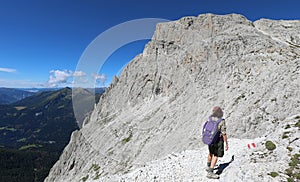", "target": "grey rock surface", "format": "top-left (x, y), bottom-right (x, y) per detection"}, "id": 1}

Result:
top-left (97, 115), bottom-right (300, 181)
top-left (45, 14), bottom-right (300, 182)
